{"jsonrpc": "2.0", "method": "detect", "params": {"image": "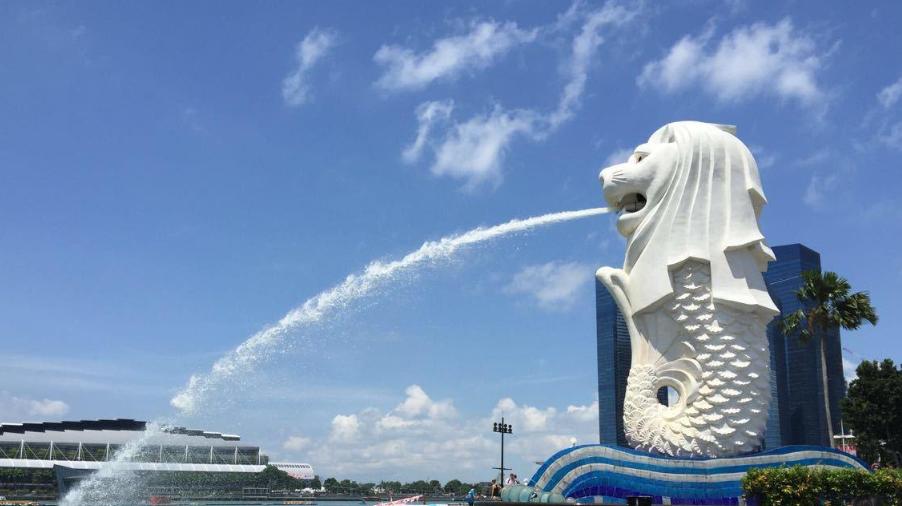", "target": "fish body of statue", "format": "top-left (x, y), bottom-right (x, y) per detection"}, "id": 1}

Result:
top-left (596, 121), bottom-right (779, 457)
